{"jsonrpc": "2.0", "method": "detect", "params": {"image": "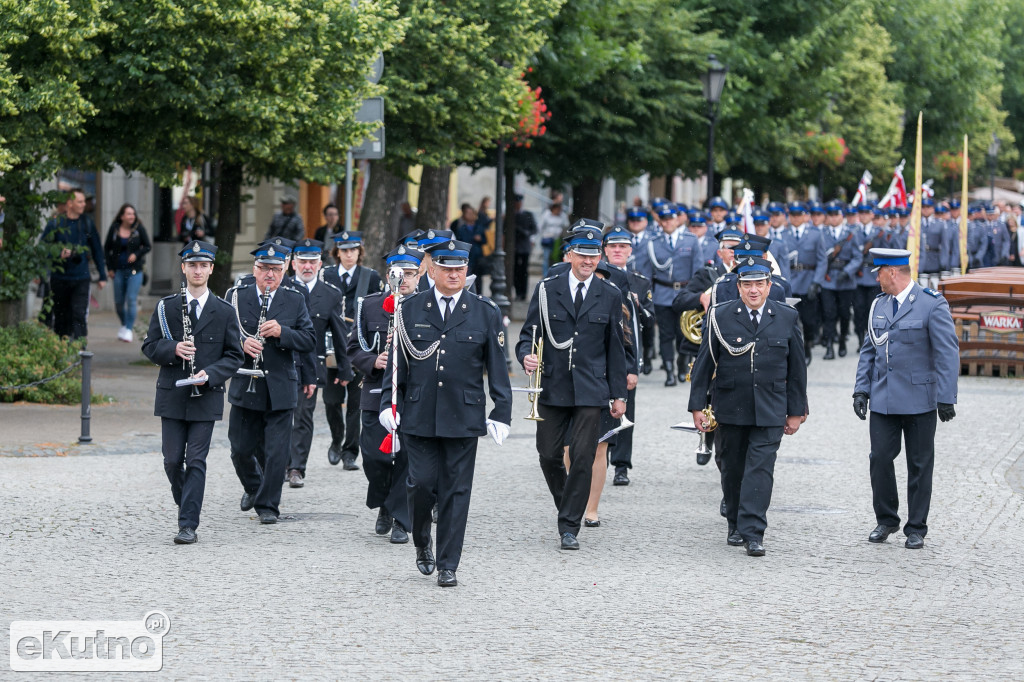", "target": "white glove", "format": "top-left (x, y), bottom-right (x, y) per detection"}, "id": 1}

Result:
top-left (379, 409), bottom-right (400, 432)
top-left (486, 420), bottom-right (510, 446)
